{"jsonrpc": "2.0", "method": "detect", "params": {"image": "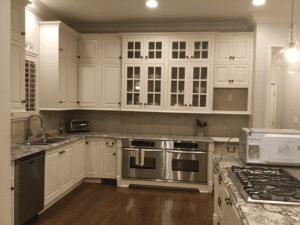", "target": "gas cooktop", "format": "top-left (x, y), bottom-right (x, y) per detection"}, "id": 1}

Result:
top-left (229, 166), bottom-right (300, 205)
